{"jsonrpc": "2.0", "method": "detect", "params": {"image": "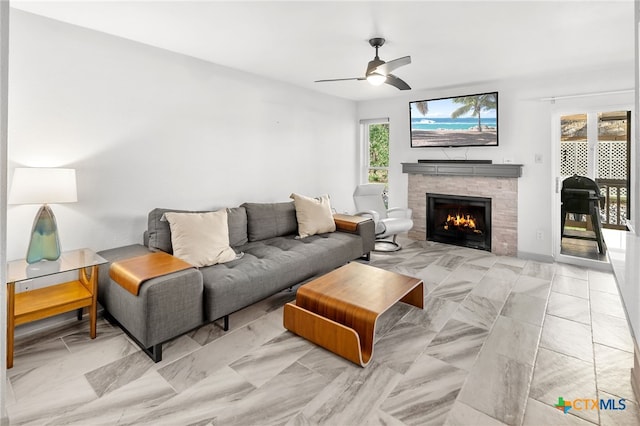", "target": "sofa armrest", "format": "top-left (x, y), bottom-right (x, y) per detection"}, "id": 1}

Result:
top-left (353, 210), bottom-right (380, 224)
top-left (333, 214), bottom-right (375, 255)
top-left (334, 213), bottom-right (372, 232)
top-left (109, 251), bottom-right (193, 296)
top-left (97, 244), bottom-right (204, 348)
